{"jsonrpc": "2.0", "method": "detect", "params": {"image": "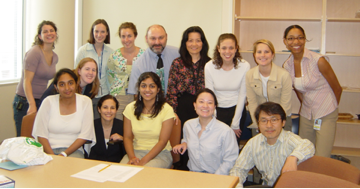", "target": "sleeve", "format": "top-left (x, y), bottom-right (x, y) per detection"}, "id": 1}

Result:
top-left (74, 46), bottom-right (85, 68)
top-left (123, 102), bottom-right (134, 120)
top-left (215, 129), bottom-right (239, 175)
top-left (245, 70), bottom-right (259, 128)
top-left (230, 62), bottom-right (250, 129)
top-left (32, 97), bottom-right (51, 140)
top-left (162, 103), bottom-right (175, 122)
top-left (287, 132), bottom-right (315, 164)
top-left (166, 58), bottom-right (180, 111)
top-left (204, 62), bottom-right (214, 91)
top-left (229, 141), bottom-right (255, 188)
top-left (127, 60), bottom-right (141, 94)
top-left (280, 71), bottom-right (293, 117)
top-left (24, 47), bottom-right (41, 72)
top-left (77, 96), bottom-right (95, 142)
